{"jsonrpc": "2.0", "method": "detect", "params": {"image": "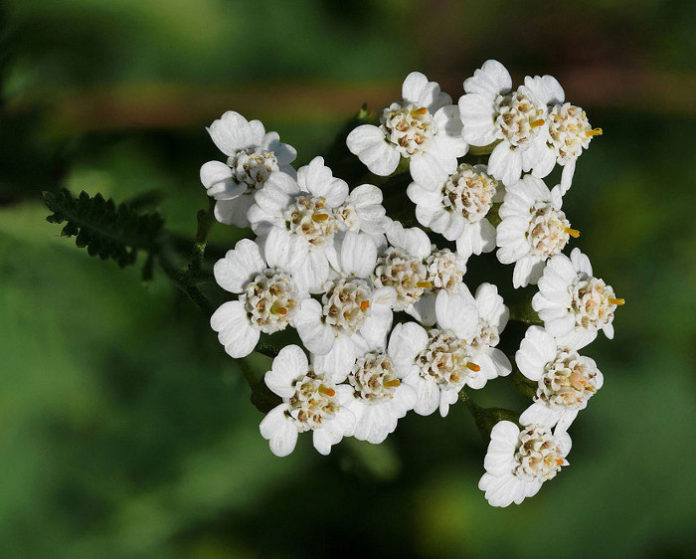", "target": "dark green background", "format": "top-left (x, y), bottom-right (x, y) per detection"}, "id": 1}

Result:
top-left (1, 1), bottom-right (695, 557)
